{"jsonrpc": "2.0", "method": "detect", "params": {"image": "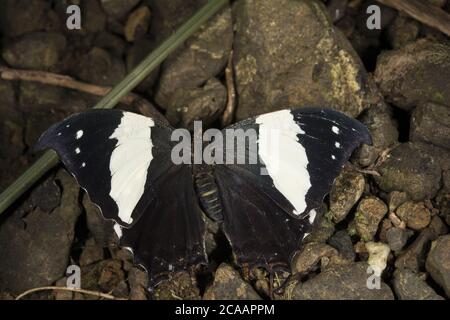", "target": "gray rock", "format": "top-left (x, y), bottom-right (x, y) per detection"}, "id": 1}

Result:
top-left (82, 0), bottom-right (107, 34)
top-left (148, 0), bottom-right (207, 43)
top-left (29, 175), bottom-right (61, 213)
top-left (379, 218), bottom-right (394, 243)
top-left (386, 227), bottom-right (412, 253)
top-left (414, 141), bottom-right (450, 171)
top-left (19, 82), bottom-right (66, 108)
top-left (330, 170), bottom-right (365, 223)
top-left (375, 39), bottom-right (450, 110)
top-left (153, 272), bottom-right (201, 300)
top-left (82, 193), bottom-right (117, 247)
top-left (0, 170), bottom-right (81, 294)
top-left (426, 235), bottom-right (450, 297)
top-left (112, 280), bottom-right (130, 299)
top-left (124, 6), bottom-right (151, 42)
top-left (233, 0), bottom-right (382, 121)
top-left (0, 80), bottom-right (15, 108)
top-left (74, 47), bottom-right (126, 86)
top-left (2, 32), bottom-right (66, 70)
top-left (292, 262), bottom-right (394, 300)
top-left (395, 228), bottom-right (436, 272)
top-left (97, 260), bottom-right (125, 292)
top-left (128, 267), bottom-right (148, 300)
top-left (81, 259), bottom-right (125, 293)
top-left (293, 242), bottom-right (339, 275)
top-left (79, 238), bottom-right (105, 267)
top-left (428, 215), bottom-right (449, 237)
top-left (0, 0), bottom-right (49, 37)
top-left (354, 103), bottom-right (399, 167)
top-left (387, 191), bottom-right (410, 212)
top-left (393, 269), bottom-right (444, 300)
top-left (442, 170), bottom-right (450, 193)
top-left (165, 78), bottom-right (227, 129)
top-left (328, 230), bottom-right (356, 261)
top-left (155, 7), bottom-right (232, 109)
top-left (387, 16), bottom-right (420, 49)
top-left (100, 0), bottom-right (140, 19)
top-left (203, 264), bottom-right (261, 300)
top-left (375, 143), bottom-right (442, 201)
top-left (95, 32), bottom-right (127, 58)
top-left (354, 196), bottom-right (388, 241)
top-left (396, 201), bottom-right (431, 231)
top-left (411, 103), bottom-right (450, 150)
